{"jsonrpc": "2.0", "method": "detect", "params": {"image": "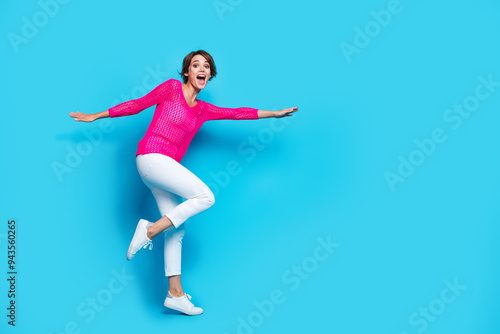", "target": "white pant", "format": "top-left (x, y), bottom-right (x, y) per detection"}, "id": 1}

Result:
top-left (136, 153), bottom-right (215, 276)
